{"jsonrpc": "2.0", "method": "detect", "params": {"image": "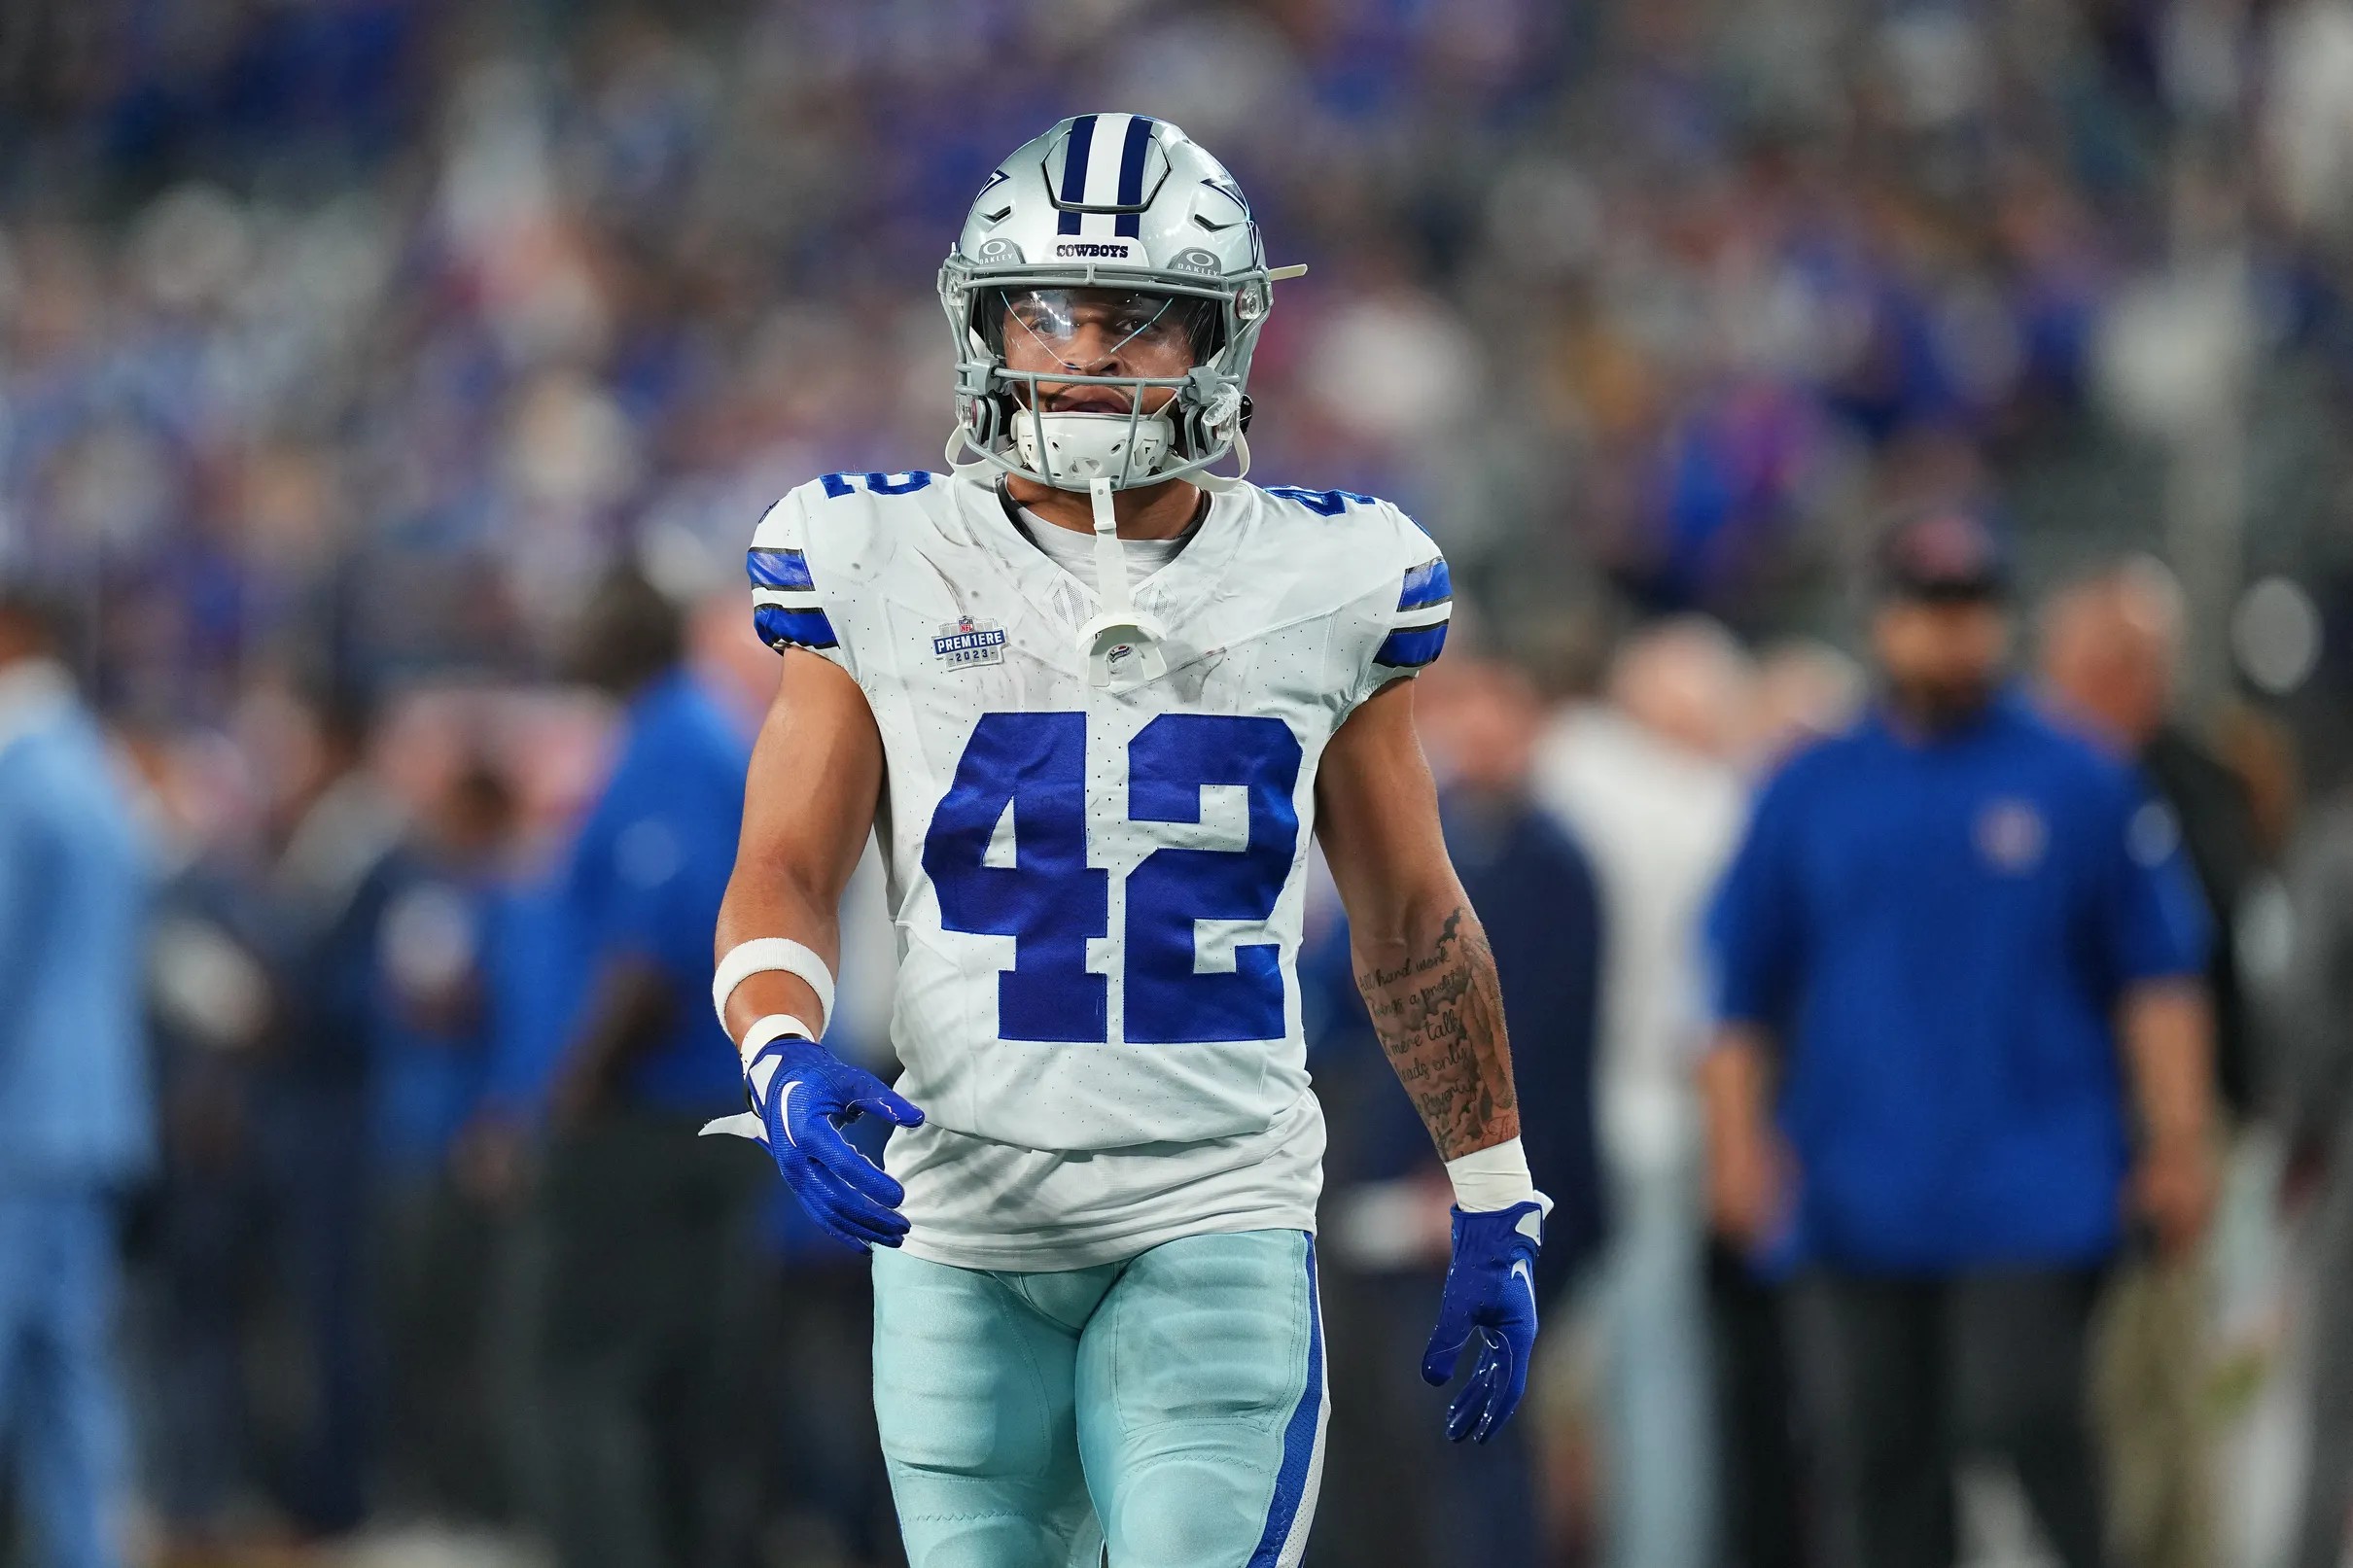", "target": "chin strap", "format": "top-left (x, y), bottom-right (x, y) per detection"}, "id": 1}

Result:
top-left (1077, 476), bottom-right (1170, 687)
top-left (1192, 430), bottom-right (1249, 492)
top-left (1088, 477), bottom-right (1130, 612)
